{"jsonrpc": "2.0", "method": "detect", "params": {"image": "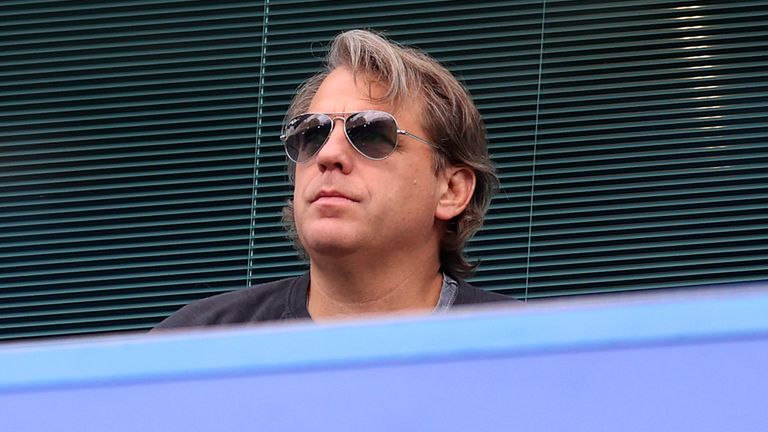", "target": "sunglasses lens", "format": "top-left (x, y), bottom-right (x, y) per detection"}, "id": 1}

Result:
top-left (283, 113), bottom-right (332, 162)
top-left (345, 111), bottom-right (398, 159)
